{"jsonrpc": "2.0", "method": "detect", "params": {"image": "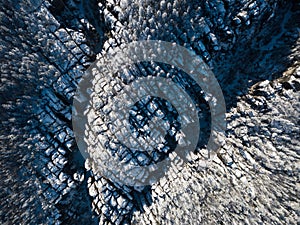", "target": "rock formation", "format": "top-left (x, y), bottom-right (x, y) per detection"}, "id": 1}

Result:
top-left (0, 0), bottom-right (299, 224)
